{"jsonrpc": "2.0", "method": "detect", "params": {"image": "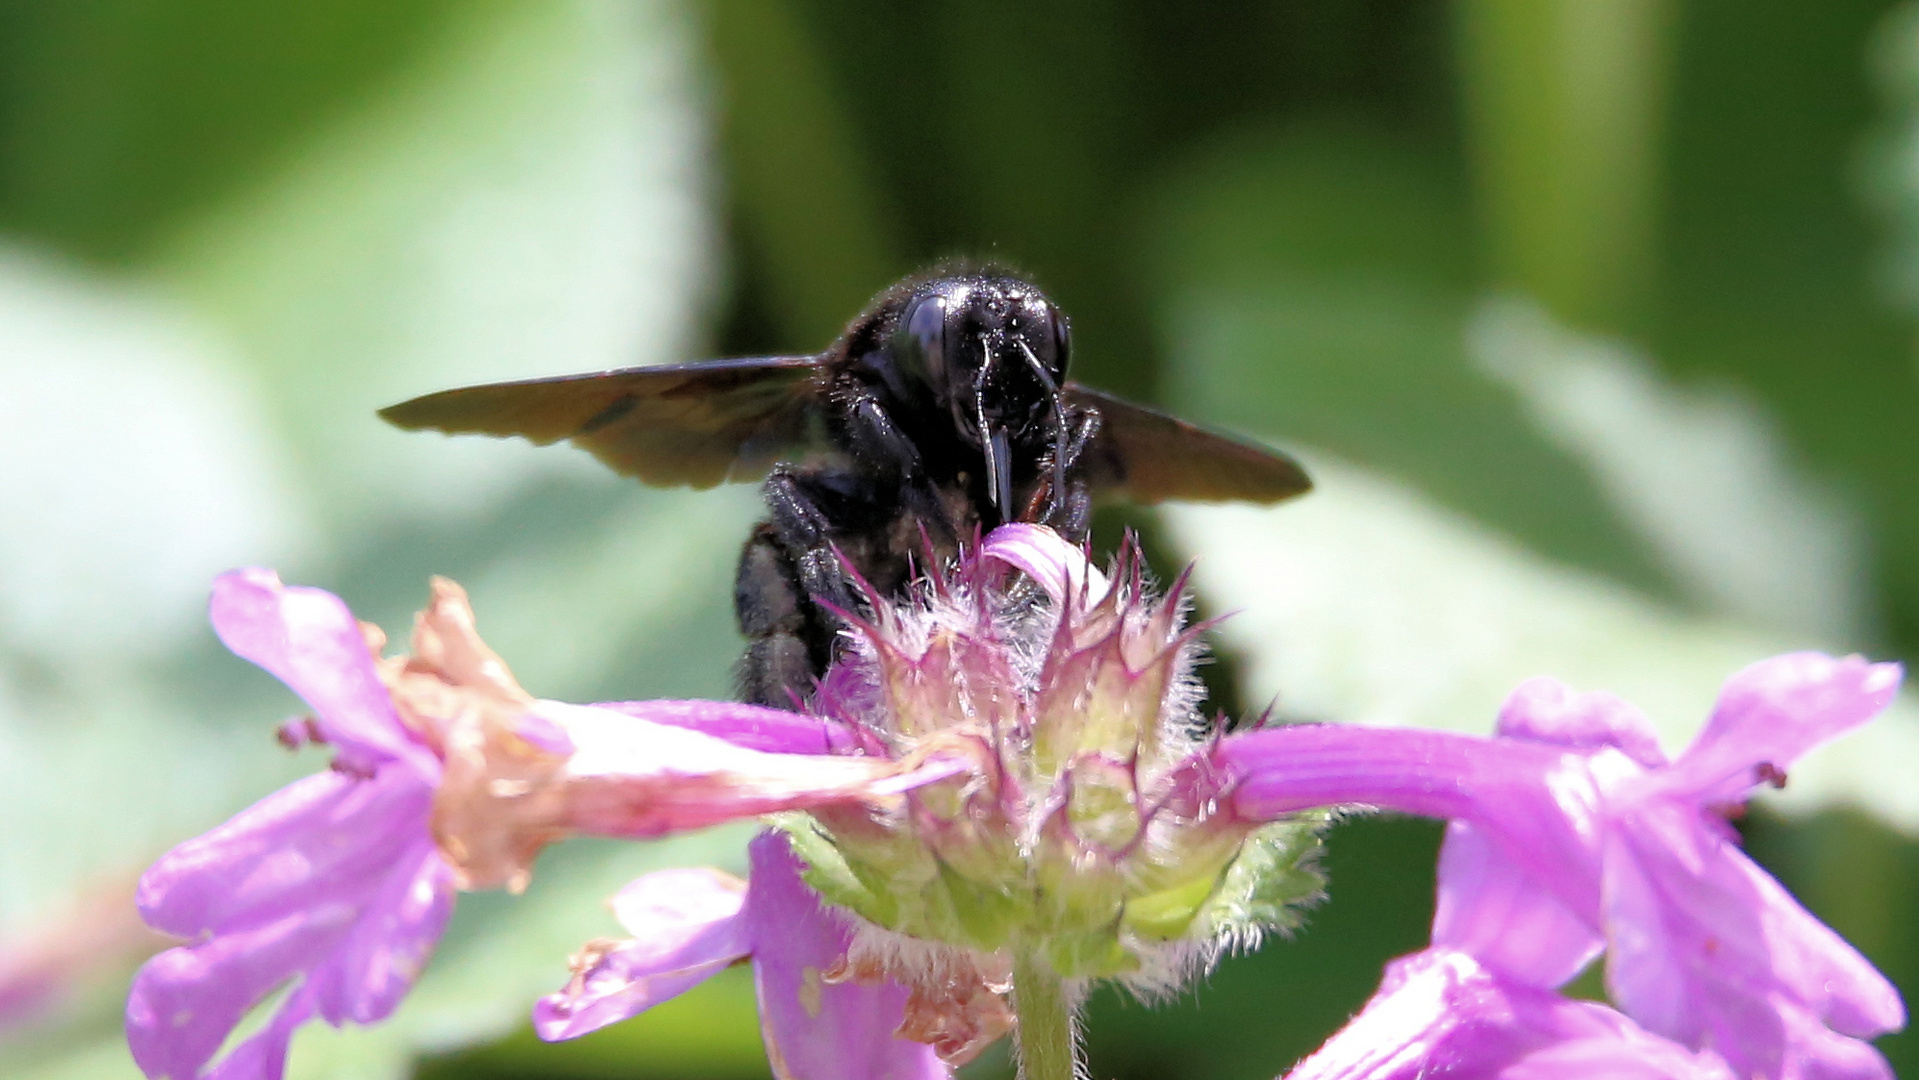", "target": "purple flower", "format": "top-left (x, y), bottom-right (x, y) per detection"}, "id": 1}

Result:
top-left (535, 831), bottom-right (945, 1080)
top-left (127, 568), bottom-right (455, 1080)
top-left (1222, 653), bottom-right (1906, 1079)
top-left (127, 571), bottom-right (961, 1080)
